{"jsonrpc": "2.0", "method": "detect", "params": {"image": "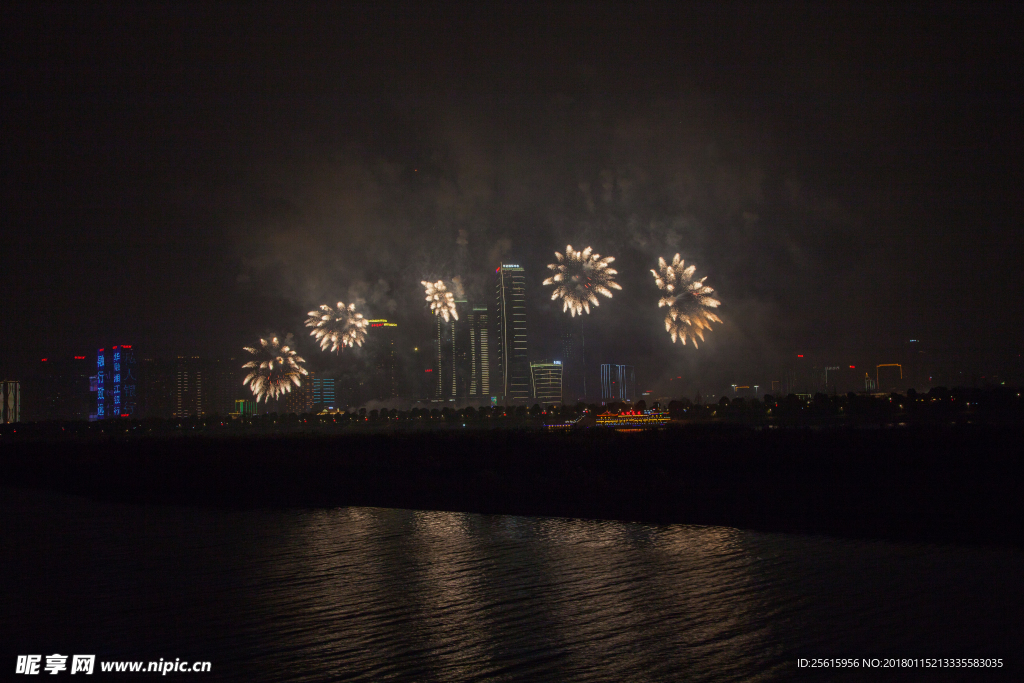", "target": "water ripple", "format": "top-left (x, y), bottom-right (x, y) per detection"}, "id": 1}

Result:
top-left (2, 489), bottom-right (1023, 681)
